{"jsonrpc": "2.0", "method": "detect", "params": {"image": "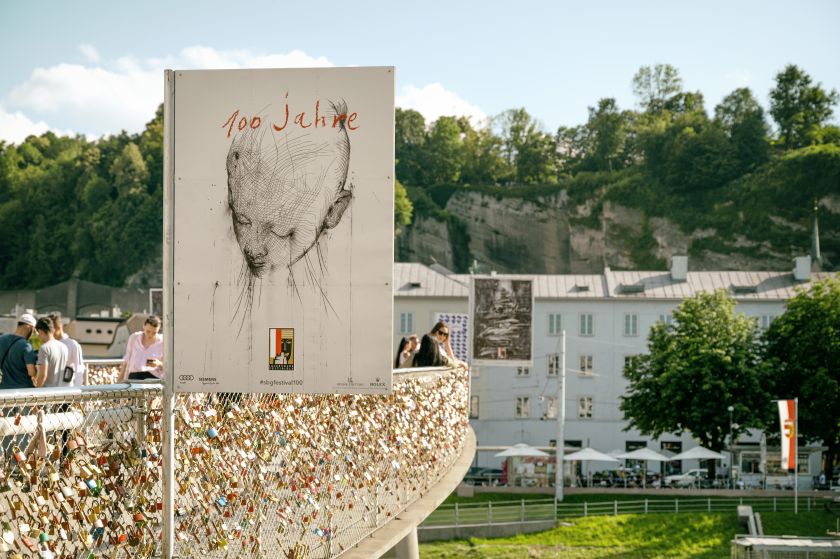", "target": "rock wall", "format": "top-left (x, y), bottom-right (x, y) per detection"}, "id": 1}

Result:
top-left (397, 190), bottom-right (833, 273)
